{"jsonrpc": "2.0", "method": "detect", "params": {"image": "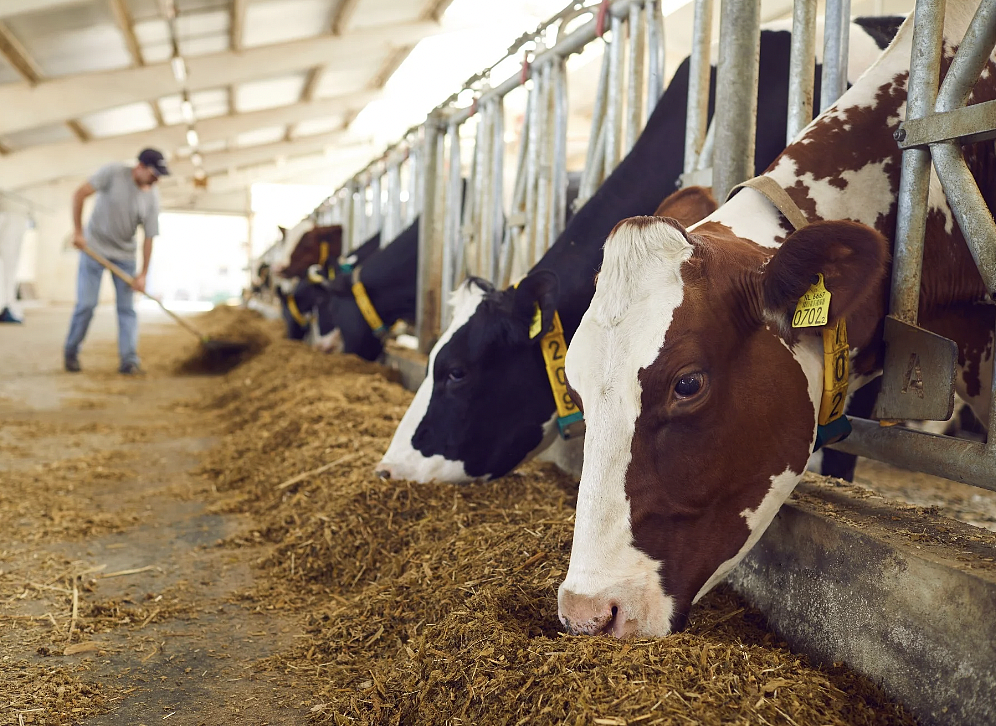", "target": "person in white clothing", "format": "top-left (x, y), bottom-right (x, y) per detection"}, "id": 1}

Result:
top-left (0, 203), bottom-right (30, 324)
